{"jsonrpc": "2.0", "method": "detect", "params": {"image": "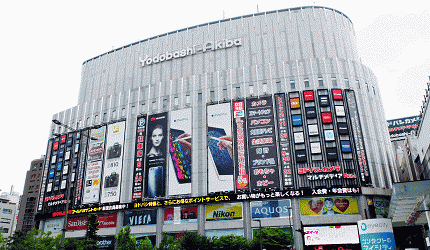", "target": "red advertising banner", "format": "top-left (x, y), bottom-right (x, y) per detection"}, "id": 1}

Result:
top-left (67, 214), bottom-right (117, 230)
